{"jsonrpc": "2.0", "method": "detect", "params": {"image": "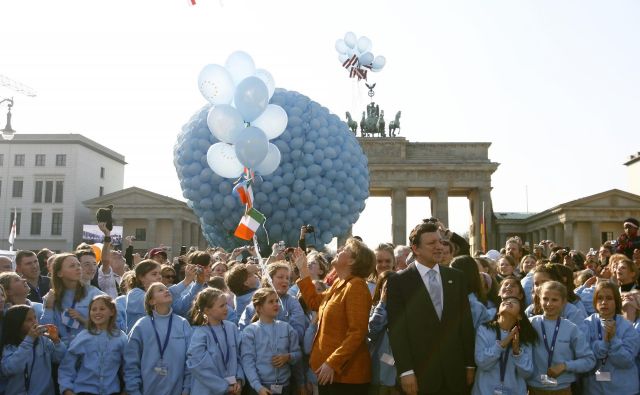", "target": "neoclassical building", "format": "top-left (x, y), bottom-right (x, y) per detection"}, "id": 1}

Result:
top-left (84, 187), bottom-right (206, 256)
top-left (492, 189), bottom-right (640, 252)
